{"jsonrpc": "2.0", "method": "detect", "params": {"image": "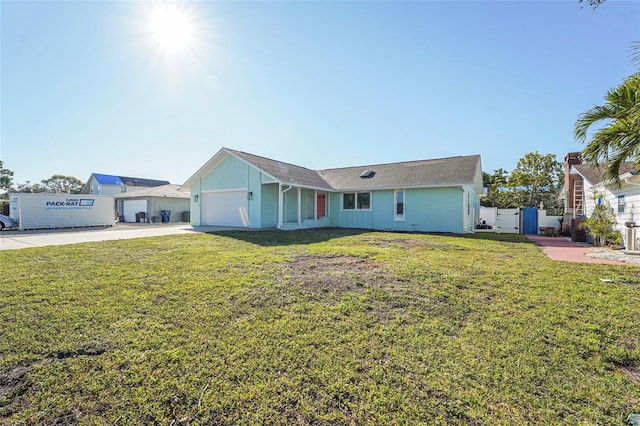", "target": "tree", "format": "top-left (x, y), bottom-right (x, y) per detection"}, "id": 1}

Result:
top-left (0, 161), bottom-right (14, 198)
top-left (481, 153), bottom-right (563, 213)
top-left (578, 0), bottom-right (606, 9)
top-left (582, 189), bottom-right (617, 247)
top-left (481, 168), bottom-right (510, 208)
top-left (630, 41), bottom-right (640, 70)
top-left (508, 152), bottom-right (563, 212)
top-left (12, 181), bottom-right (45, 193)
top-left (40, 175), bottom-right (85, 194)
top-left (575, 73), bottom-right (640, 188)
